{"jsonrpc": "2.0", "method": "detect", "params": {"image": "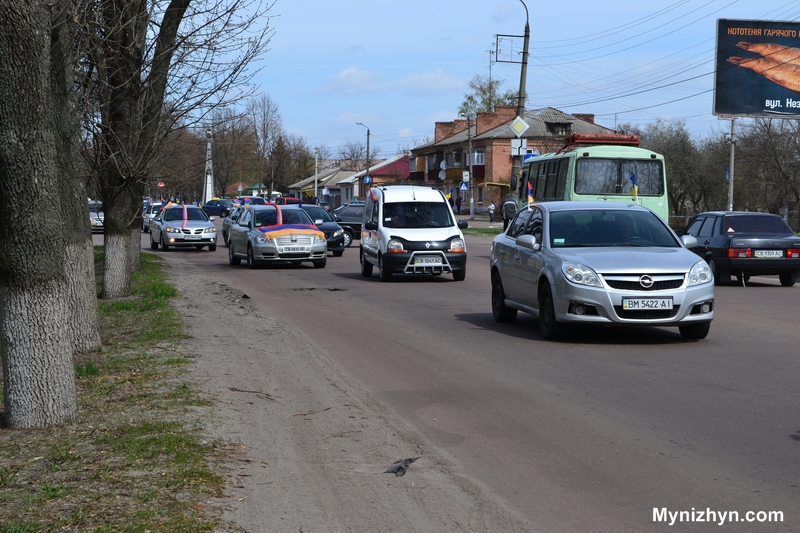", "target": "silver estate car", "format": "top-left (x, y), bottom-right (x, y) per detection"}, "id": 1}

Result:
top-left (490, 202), bottom-right (714, 340)
top-left (227, 204), bottom-right (327, 268)
top-left (149, 205), bottom-right (218, 251)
